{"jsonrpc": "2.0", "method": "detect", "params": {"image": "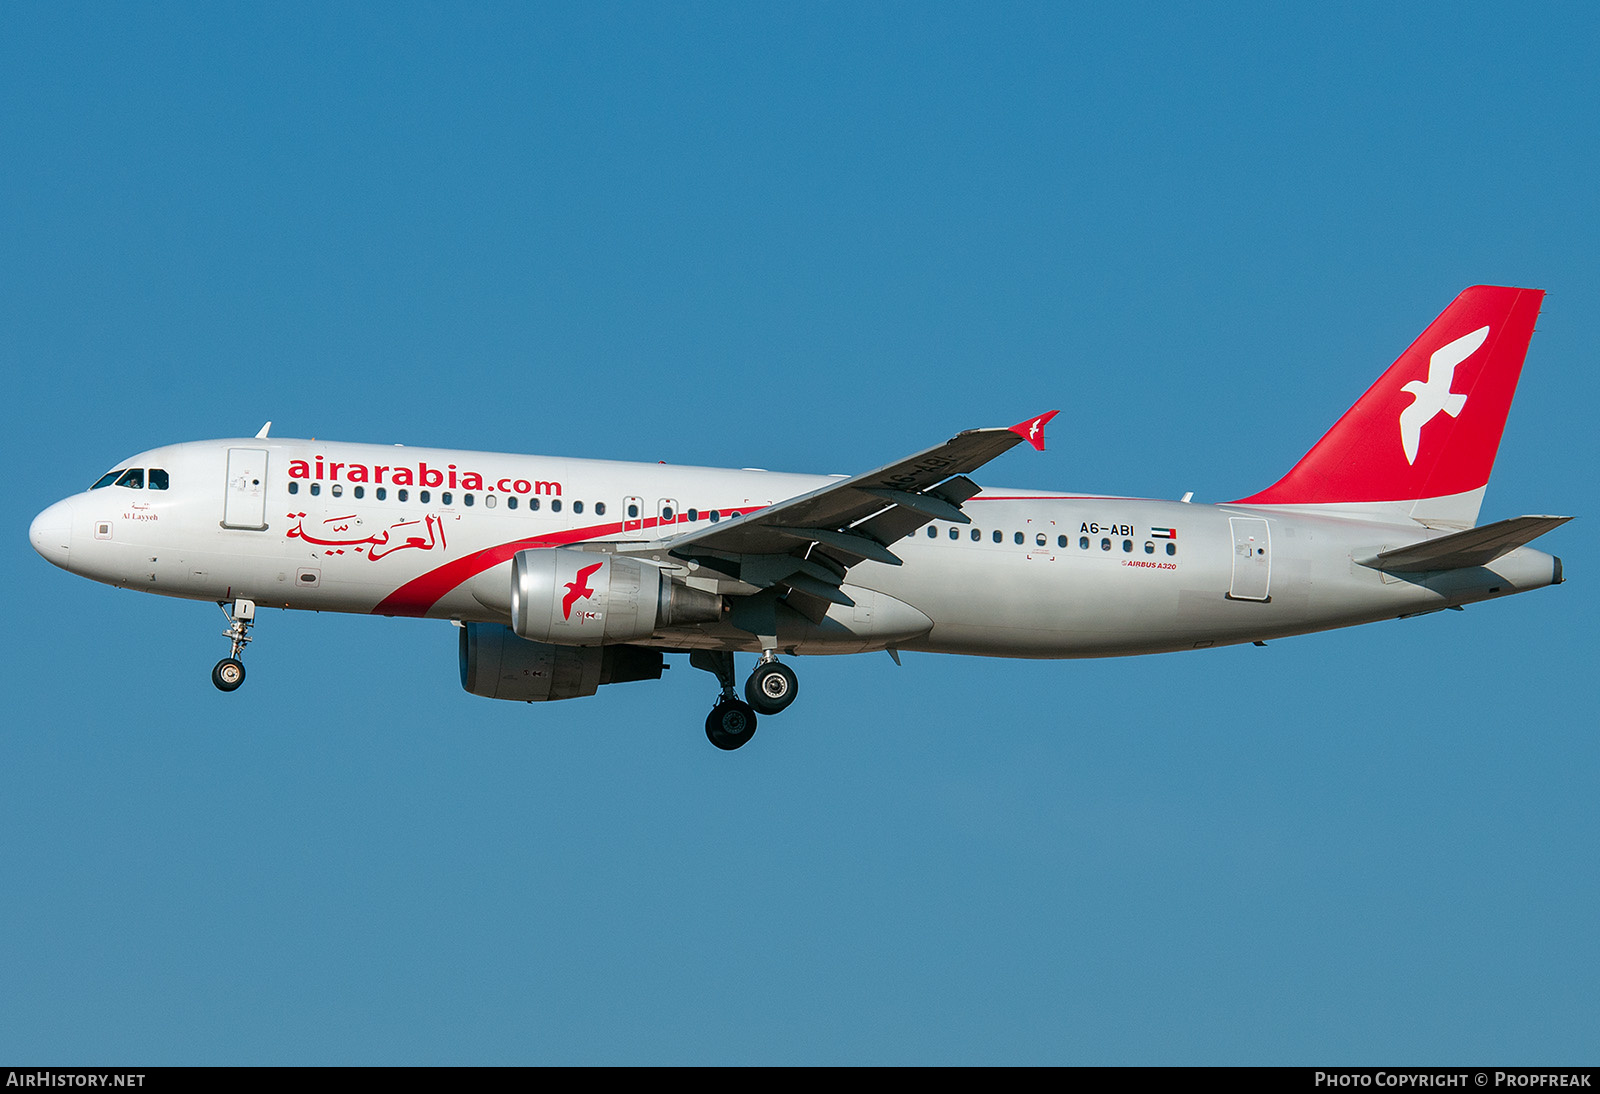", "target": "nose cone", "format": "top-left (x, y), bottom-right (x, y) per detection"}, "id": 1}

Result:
top-left (30, 499), bottom-right (74, 570)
